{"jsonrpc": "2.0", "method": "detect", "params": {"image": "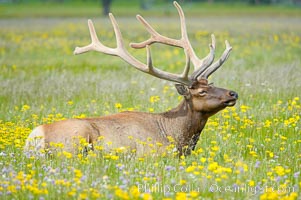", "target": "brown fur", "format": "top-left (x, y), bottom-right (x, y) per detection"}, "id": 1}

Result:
top-left (24, 80), bottom-right (238, 156)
